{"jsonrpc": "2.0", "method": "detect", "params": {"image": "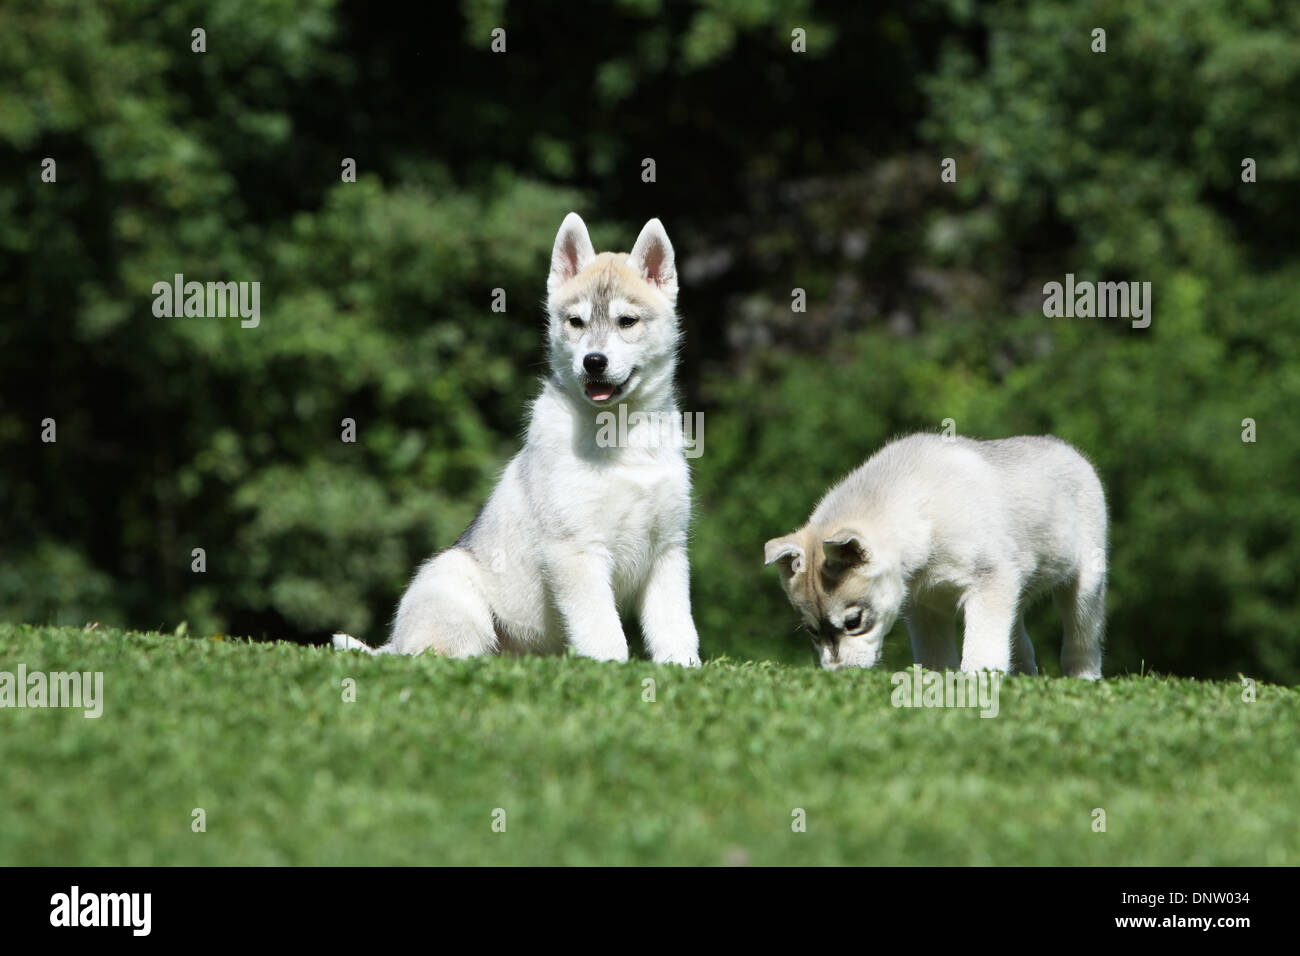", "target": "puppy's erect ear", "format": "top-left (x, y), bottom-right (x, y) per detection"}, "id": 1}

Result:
top-left (548, 212), bottom-right (596, 295)
top-left (629, 218), bottom-right (678, 303)
top-left (822, 530), bottom-right (869, 570)
top-left (764, 535), bottom-right (806, 574)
